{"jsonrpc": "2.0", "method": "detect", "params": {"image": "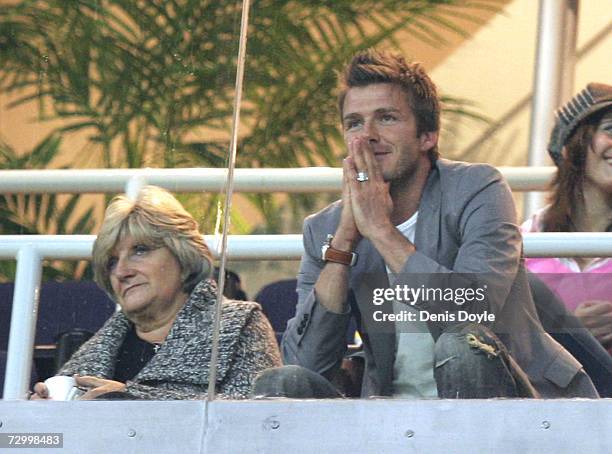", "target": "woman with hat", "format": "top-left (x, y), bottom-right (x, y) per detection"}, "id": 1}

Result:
top-left (32, 185), bottom-right (281, 399)
top-left (522, 82), bottom-right (612, 354)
